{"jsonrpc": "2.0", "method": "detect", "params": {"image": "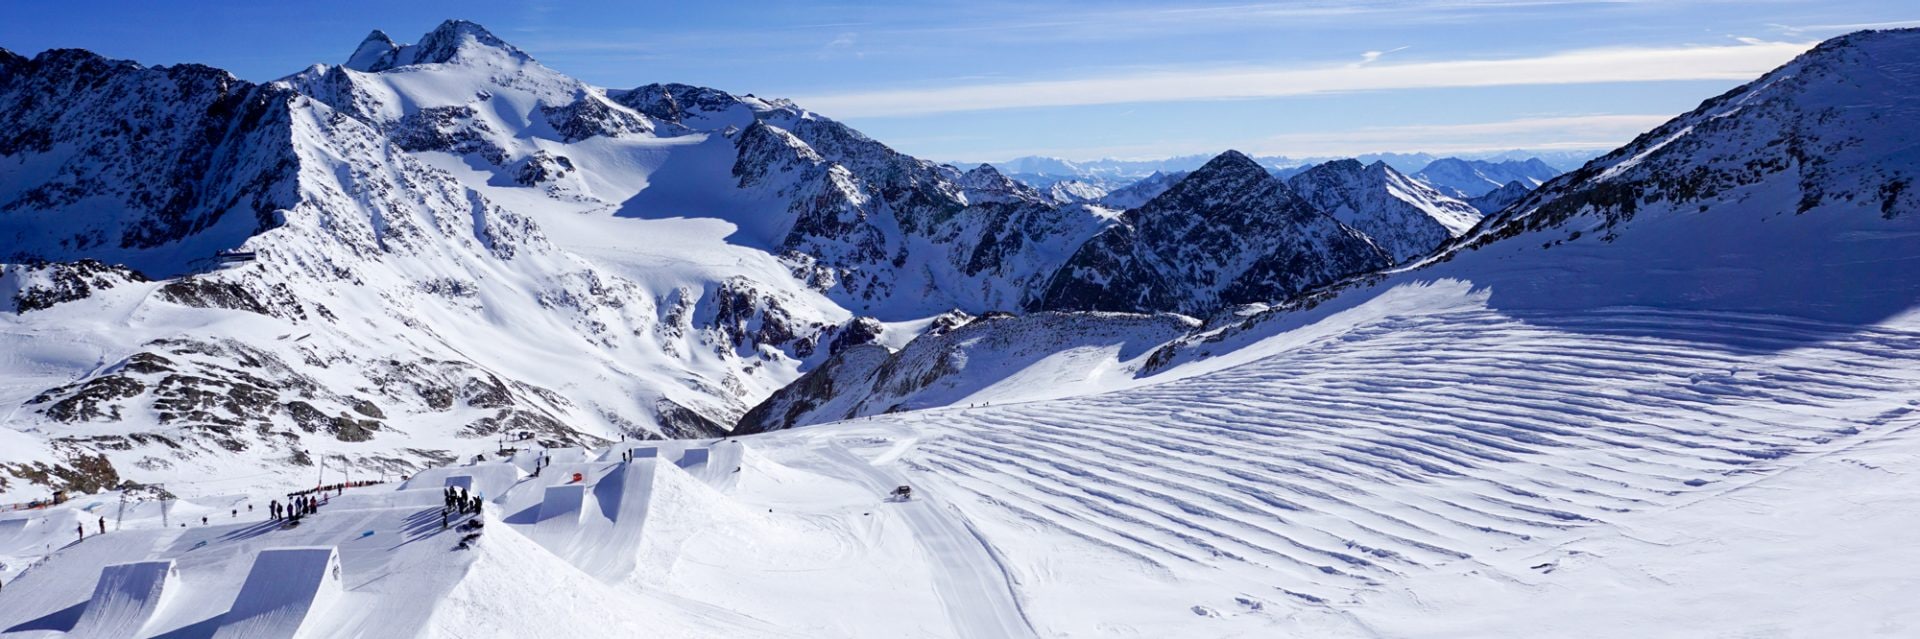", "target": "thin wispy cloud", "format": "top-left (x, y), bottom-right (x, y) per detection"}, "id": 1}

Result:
top-left (794, 39), bottom-right (1814, 118)
top-left (1771, 18), bottom-right (1920, 35)
top-left (945, 113), bottom-right (1667, 162)
top-left (1250, 113), bottom-right (1673, 156)
top-left (1358, 46), bottom-right (1412, 65)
